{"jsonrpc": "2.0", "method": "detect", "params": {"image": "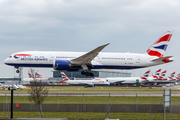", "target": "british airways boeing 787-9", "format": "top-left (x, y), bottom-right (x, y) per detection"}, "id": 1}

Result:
top-left (4, 31), bottom-right (174, 76)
